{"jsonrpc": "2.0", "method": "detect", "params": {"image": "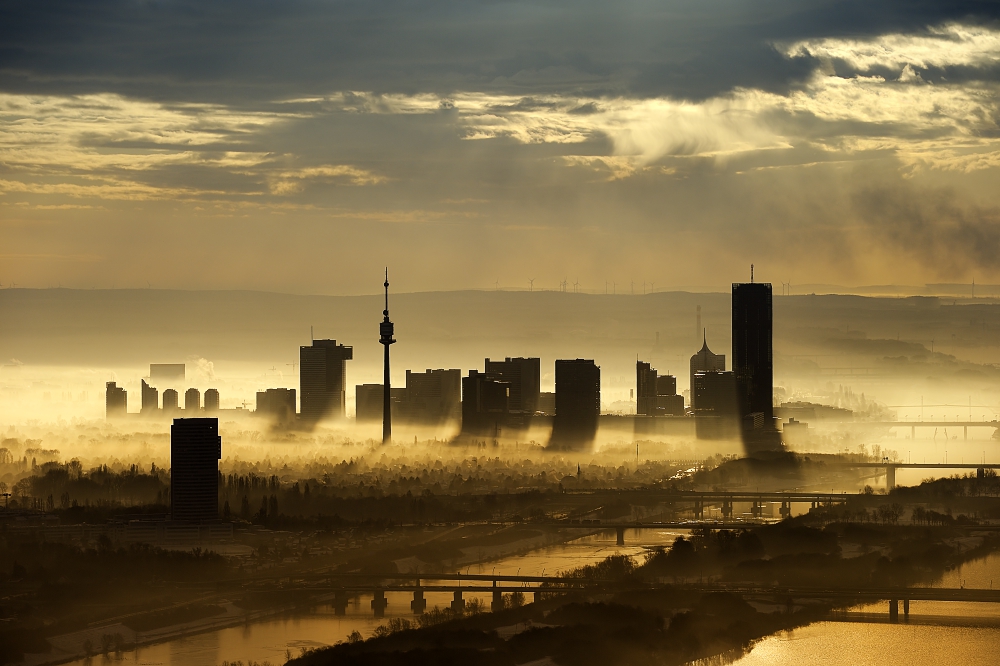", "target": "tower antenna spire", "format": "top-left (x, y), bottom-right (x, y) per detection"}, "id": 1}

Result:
top-left (751, 264), bottom-right (754, 283)
top-left (379, 268), bottom-right (396, 445)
